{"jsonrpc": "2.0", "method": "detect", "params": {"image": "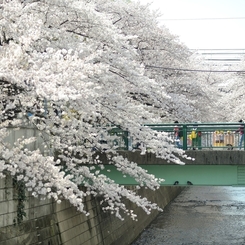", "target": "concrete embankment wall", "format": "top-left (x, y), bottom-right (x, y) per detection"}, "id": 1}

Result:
top-left (0, 175), bottom-right (183, 245)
